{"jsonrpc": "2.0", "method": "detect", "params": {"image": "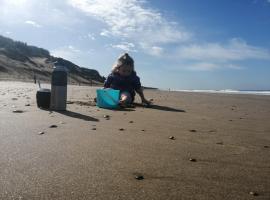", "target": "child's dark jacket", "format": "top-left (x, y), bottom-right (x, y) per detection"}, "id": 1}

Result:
top-left (104, 72), bottom-right (141, 100)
